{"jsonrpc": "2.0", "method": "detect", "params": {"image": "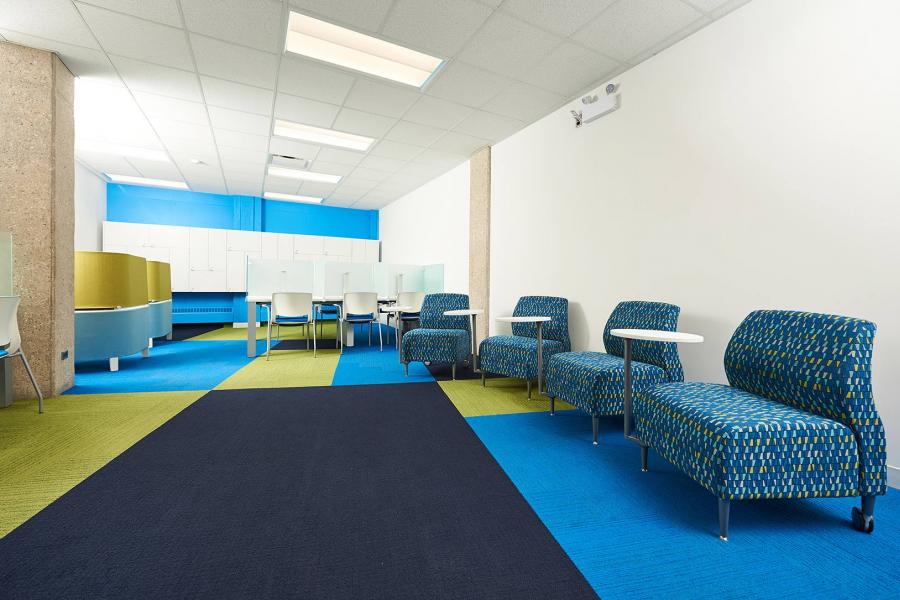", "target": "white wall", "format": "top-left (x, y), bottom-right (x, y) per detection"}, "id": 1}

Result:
top-left (488, 0), bottom-right (900, 477)
top-left (74, 162), bottom-right (106, 250)
top-left (379, 161), bottom-right (470, 293)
